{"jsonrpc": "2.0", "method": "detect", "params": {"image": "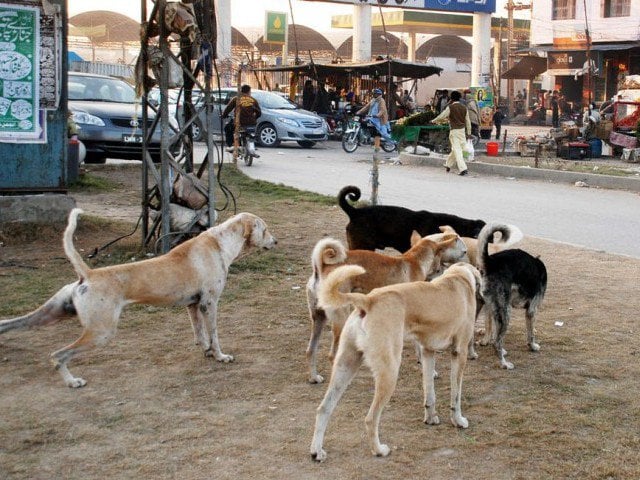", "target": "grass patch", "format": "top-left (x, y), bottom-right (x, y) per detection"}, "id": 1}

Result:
top-left (68, 172), bottom-right (120, 192)
top-left (216, 165), bottom-right (335, 206)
